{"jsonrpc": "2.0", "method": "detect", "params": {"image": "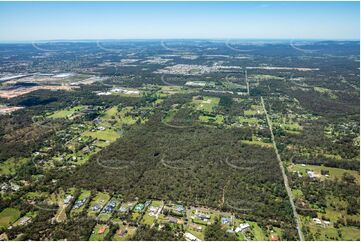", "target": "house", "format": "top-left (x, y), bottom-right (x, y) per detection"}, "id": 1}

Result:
top-left (117, 229), bottom-right (128, 237)
top-left (64, 195), bottom-right (73, 204)
top-left (307, 170), bottom-right (315, 178)
top-left (190, 224), bottom-right (203, 232)
top-left (98, 226), bottom-right (108, 234)
top-left (119, 206), bottom-right (128, 213)
top-left (313, 218), bottom-right (322, 225)
top-left (18, 216), bottom-right (31, 226)
top-left (221, 217), bottom-right (232, 225)
top-left (168, 216), bottom-right (178, 224)
top-left (195, 213), bottom-right (210, 221)
top-left (0, 233), bottom-right (8, 241)
top-left (148, 206), bottom-right (161, 216)
top-left (235, 223), bottom-right (250, 233)
top-left (184, 232), bottom-right (201, 241)
top-left (270, 234), bottom-right (279, 241)
top-left (93, 204), bottom-right (102, 211)
top-left (9, 183), bottom-right (20, 191)
top-left (133, 203), bottom-right (145, 212)
top-left (174, 204), bottom-right (185, 215)
top-left (323, 220), bottom-right (331, 226)
top-left (74, 197), bottom-right (87, 209)
top-left (103, 201), bottom-right (116, 213)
